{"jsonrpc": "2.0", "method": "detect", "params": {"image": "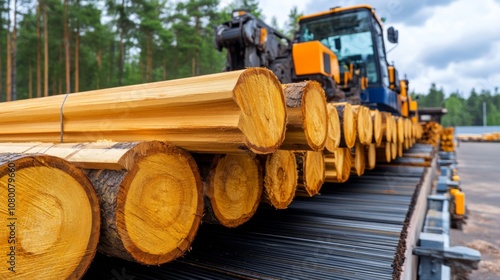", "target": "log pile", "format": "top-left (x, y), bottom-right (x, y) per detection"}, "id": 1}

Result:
top-left (0, 67), bottom-right (424, 278)
top-left (440, 127), bottom-right (455, 152)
